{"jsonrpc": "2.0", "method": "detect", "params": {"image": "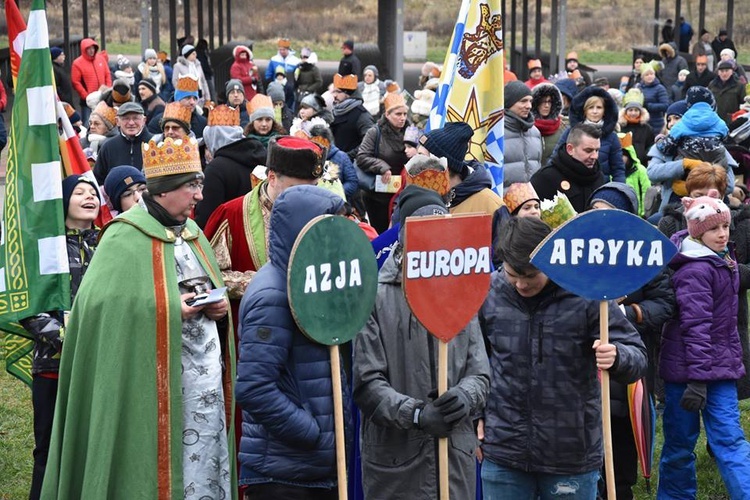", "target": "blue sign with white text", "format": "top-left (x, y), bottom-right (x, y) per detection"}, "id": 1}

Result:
top-left (530, 210), bottom-right (678, 300)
